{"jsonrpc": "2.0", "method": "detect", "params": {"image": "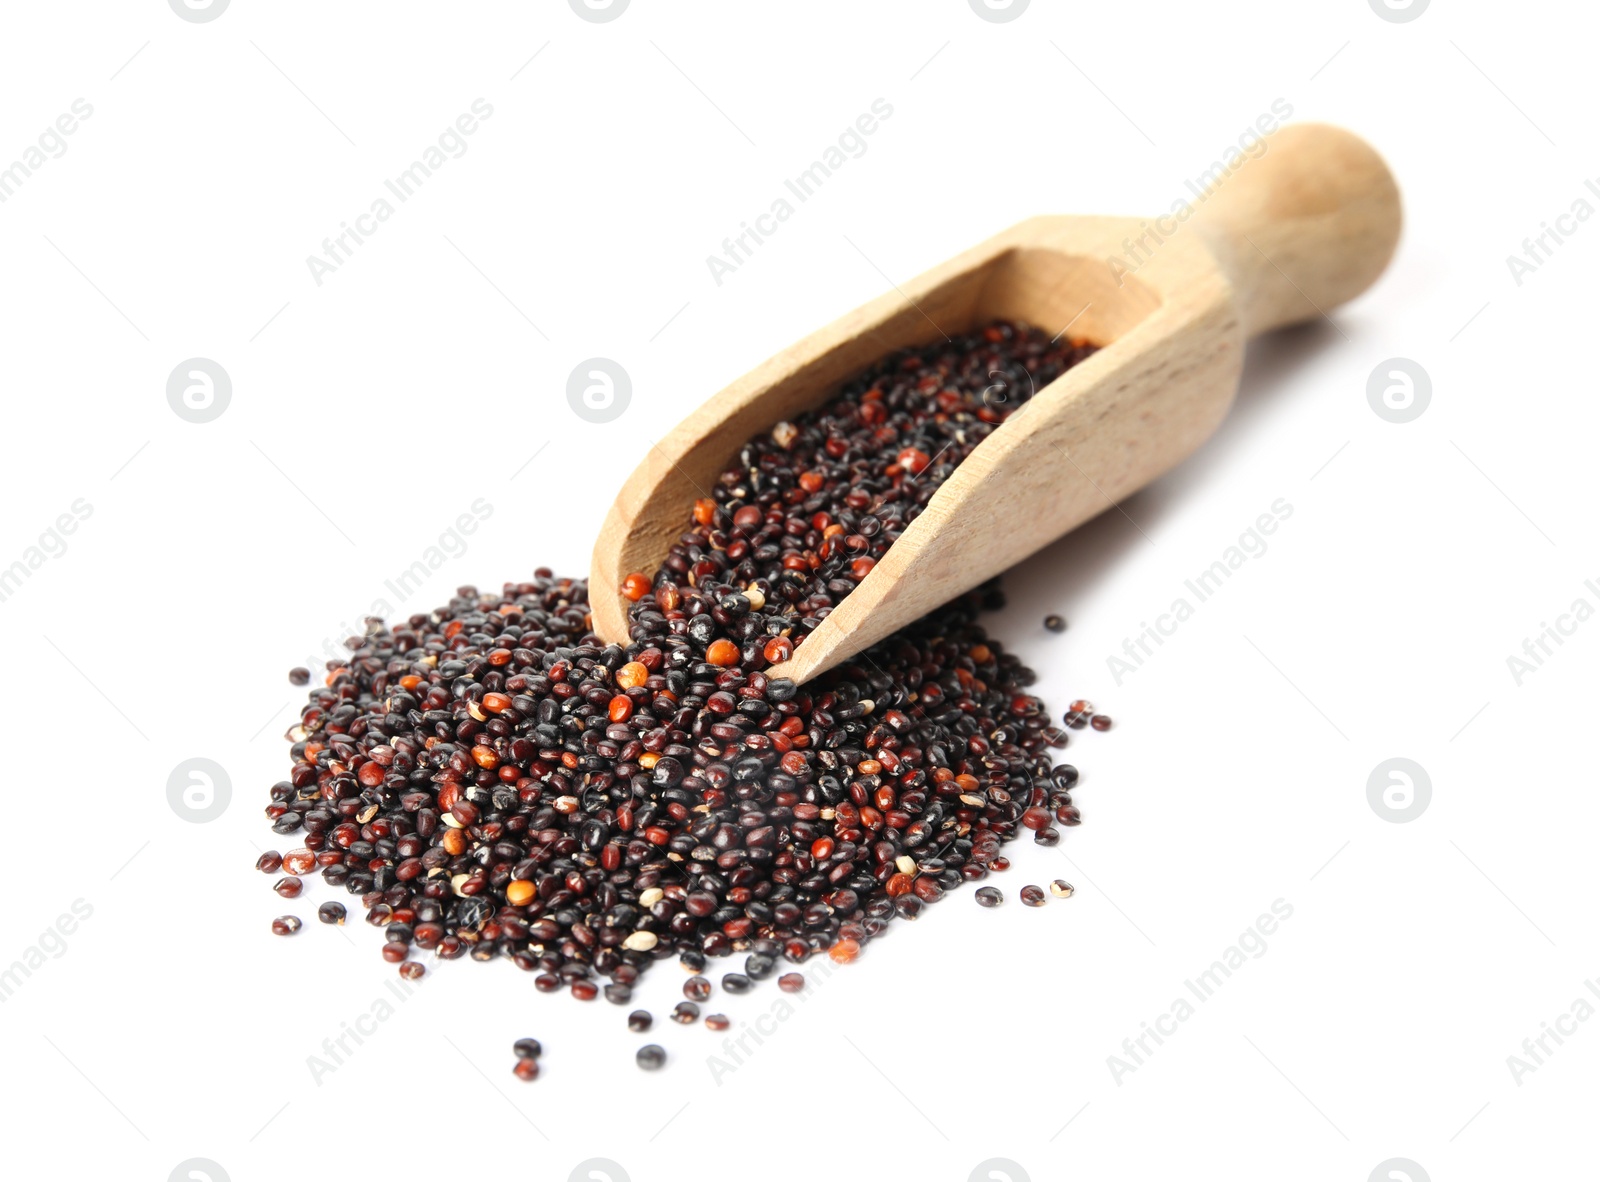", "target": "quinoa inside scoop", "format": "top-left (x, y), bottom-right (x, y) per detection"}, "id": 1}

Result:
top-left (270, 321), bottom-right (1089, 989)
